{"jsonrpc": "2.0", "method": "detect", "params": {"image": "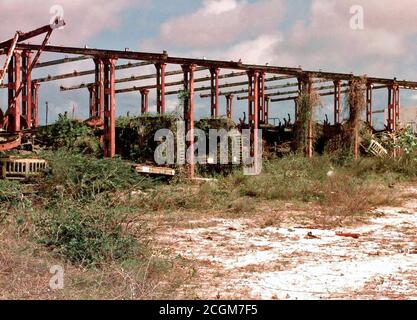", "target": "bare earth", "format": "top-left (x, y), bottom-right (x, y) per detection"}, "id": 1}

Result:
top-left (156, 188), bottom-right (417, 300)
